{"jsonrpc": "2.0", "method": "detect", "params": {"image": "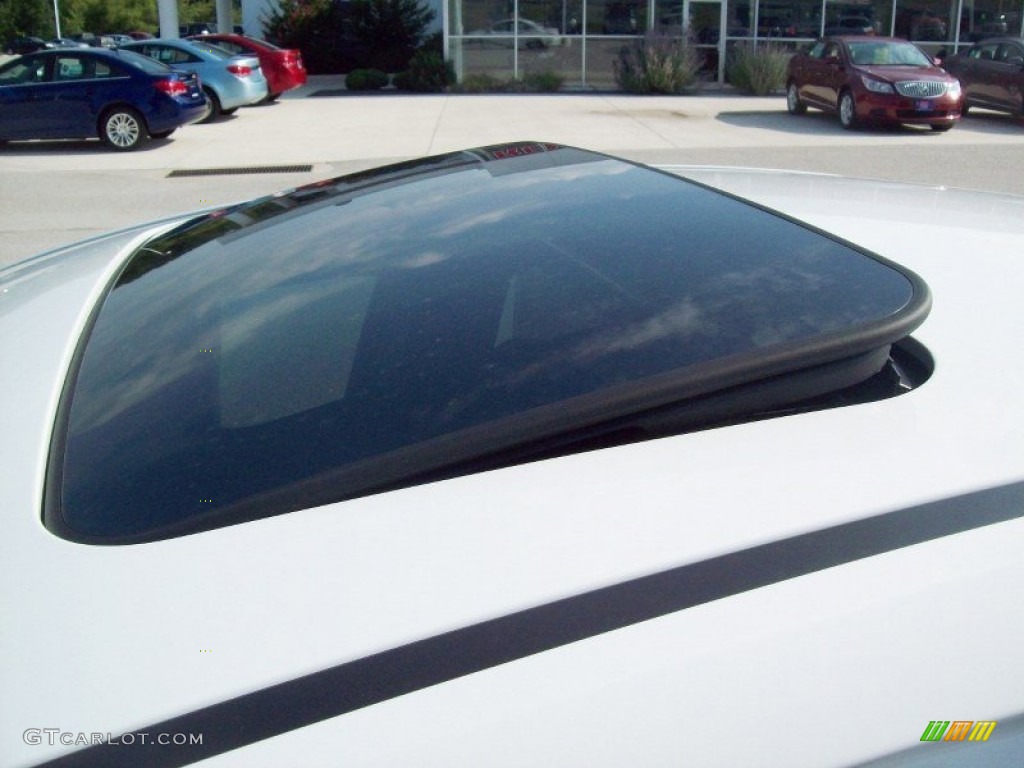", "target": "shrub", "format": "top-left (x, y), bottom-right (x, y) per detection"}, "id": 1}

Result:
top-left (393, 49), bottom-right (455, 92)
top-left (345, 68), bottom-right (390, 91)
top-left (727, 43), bottom-right (791, 95)
top-left (350, 0), bottom-right (436, 72)
top-left (453, 70), bottom-right (562, 94)
top-left (522, 70), bottom-right (564, 93)
top-left (454, 73), bottom-right (509, 93)
top-left (614, 31), bottom-right (701, 94)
